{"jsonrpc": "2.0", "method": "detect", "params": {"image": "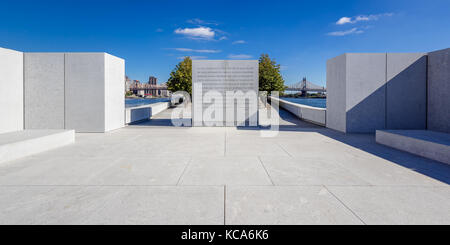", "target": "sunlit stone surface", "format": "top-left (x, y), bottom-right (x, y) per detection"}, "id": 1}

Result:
top-left (192, 60), bottom-right (258, 127)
